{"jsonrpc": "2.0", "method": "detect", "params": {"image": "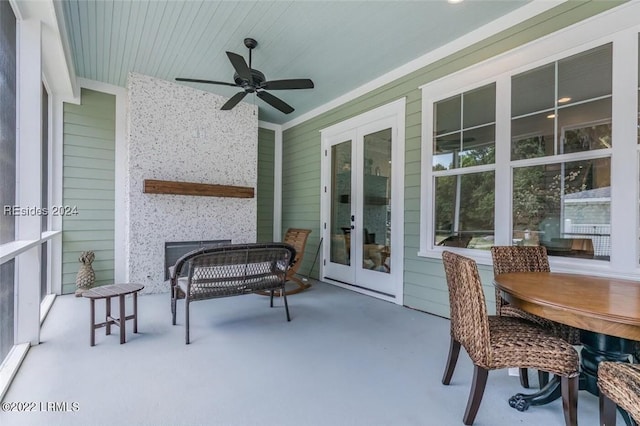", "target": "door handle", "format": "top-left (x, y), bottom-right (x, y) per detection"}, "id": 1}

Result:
top-left (351, 215), bottom-right (355, 222)
top-left (350, 225), bottom-right (355, 230)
